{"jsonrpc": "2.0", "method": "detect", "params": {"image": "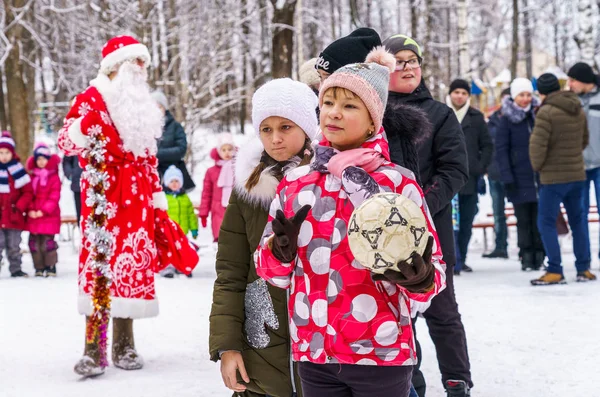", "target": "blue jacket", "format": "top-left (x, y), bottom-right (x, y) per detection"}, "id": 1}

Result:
top-left (487, 110), bottom-right (503, 181)
top-left (495, 97), bottom-right (539, 204)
